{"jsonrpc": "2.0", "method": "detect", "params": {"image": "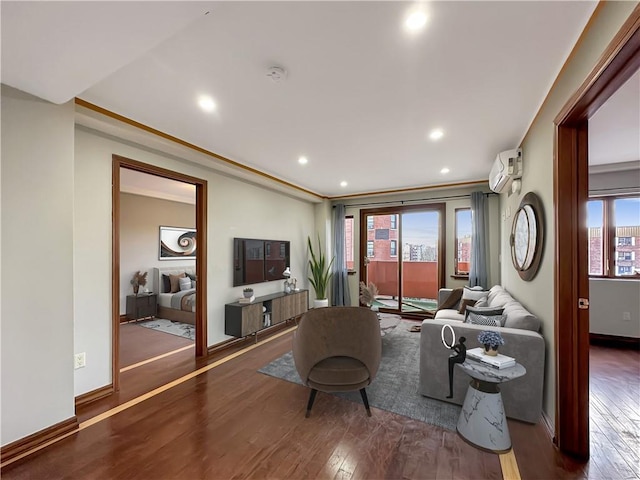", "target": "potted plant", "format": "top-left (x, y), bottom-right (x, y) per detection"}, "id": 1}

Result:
top-left (243, 287), bottom-right (254, 298)
top-left (130, 271), bottom-right (148, 296)
top-left (307, 235), bottom-right (334, 308)
top-left (477, 330), bottom-right (504, 356)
